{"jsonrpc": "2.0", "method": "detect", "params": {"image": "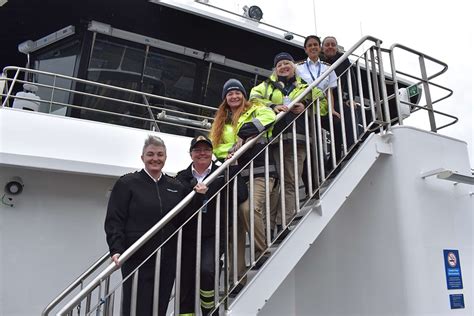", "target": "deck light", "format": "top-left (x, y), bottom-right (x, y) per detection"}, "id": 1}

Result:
top-left (243, 5), bottom-right (263, 21)
top-left (5, 177), bottom-right (24, 195)
top-left (284, 31), bottom-right (294, 41)
top-left (421, 168), bottom-right (474, 185)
